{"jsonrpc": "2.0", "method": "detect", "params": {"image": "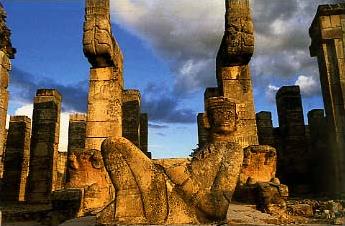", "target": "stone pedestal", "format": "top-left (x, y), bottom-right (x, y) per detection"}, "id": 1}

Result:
top-left (1, 116), bottom-right (31, 202)
top-left (26, 89), bottom-right (62, 204)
